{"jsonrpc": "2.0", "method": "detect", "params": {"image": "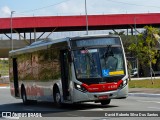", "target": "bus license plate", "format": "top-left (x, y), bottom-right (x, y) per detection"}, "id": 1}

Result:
top-left (98, 95), bottom-right (108, 100)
